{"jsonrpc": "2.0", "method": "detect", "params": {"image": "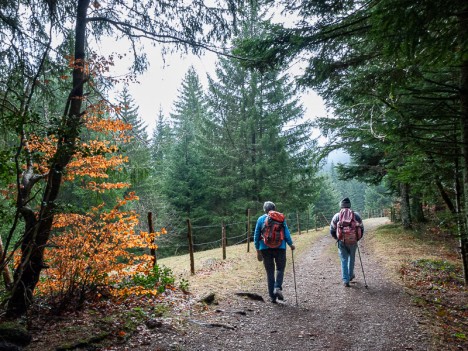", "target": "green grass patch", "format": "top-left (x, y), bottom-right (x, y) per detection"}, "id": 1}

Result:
top-left (122, 264), bottom-right (176, 293)
top-left (453, 333), bottom-right (467, 341)
top-left (408, 258), bottom-right (464, 287)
